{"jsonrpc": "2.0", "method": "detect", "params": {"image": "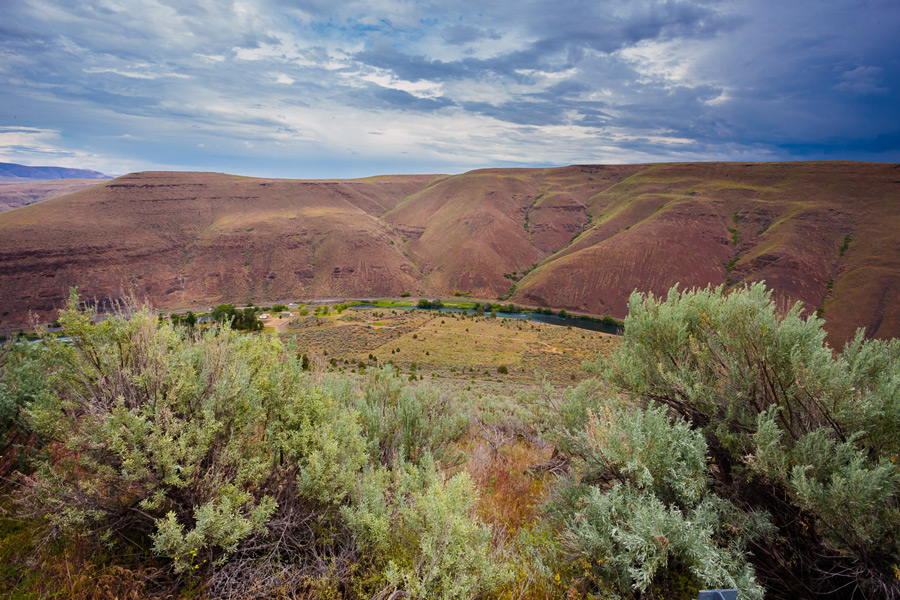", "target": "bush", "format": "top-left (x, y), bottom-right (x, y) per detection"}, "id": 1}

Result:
top-left (0, 342), bottom-right (53, 480)
top-left (21, 296), bottom-right (362, 576)
top-left (345, 458), bottom-right (510, 599)
top-left (8, 293), bottom-right (504, 598)
top-left (594, 283), bottom-right (900, 599)
top-left (544, 392), bottom-right (763, 599)
top-left (497, 365), bottom-right (509, 375)
top-left (344, 367), bottom-right (469, 466)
